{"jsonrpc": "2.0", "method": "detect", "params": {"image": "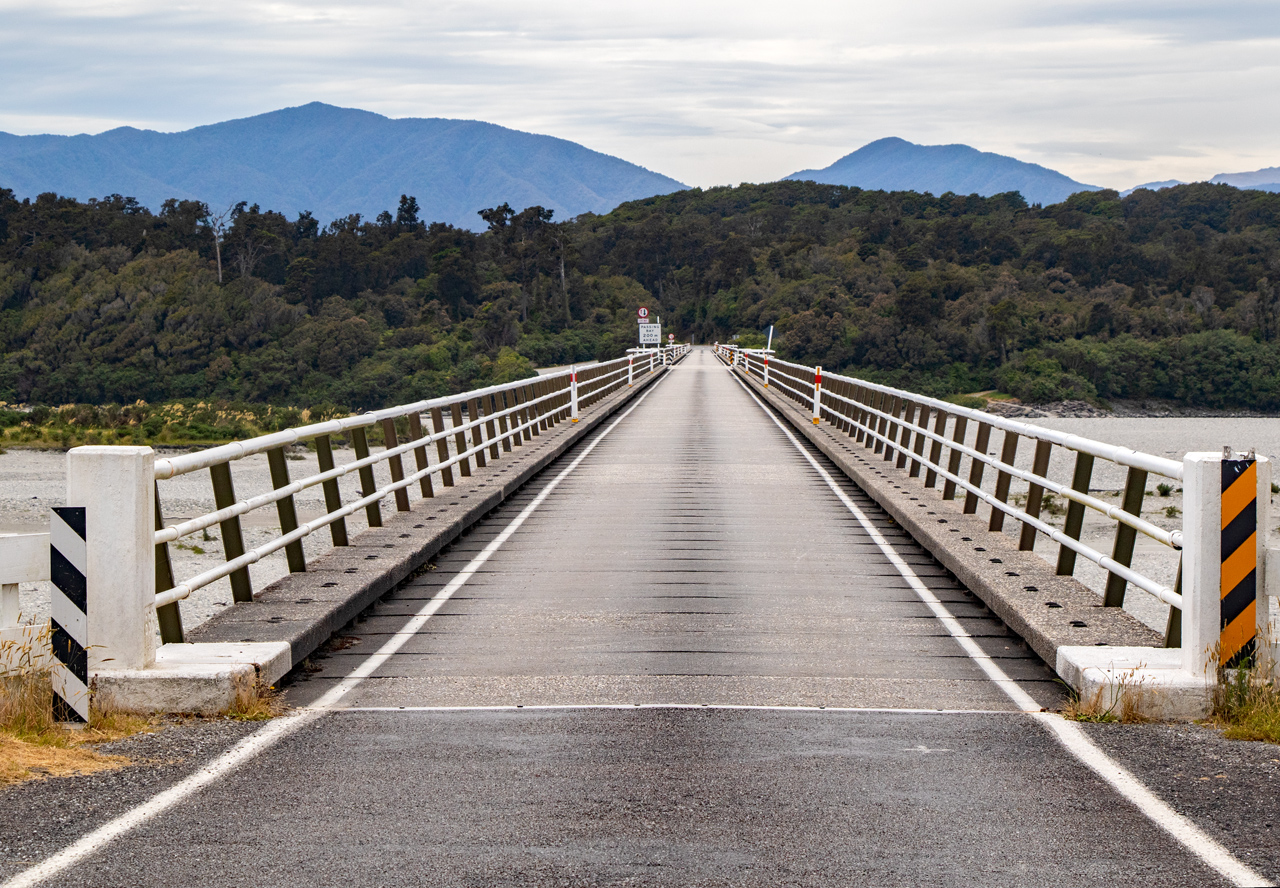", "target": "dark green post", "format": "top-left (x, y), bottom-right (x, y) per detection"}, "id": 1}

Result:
top-left (267, 447), bottom-right (307, 572)
top-left (1056, 451), bottom-right (1095, 575)
top-left (1104, 467), bottom-right (1149, 607)
top-left (154, 484), bottom-right (183, 643)
top-left (315, 434), bottom-right (349, 546)
top-left (351, 426), bottom-right (382, 528)
top-left (210, 462), bottom-right (253, 602)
